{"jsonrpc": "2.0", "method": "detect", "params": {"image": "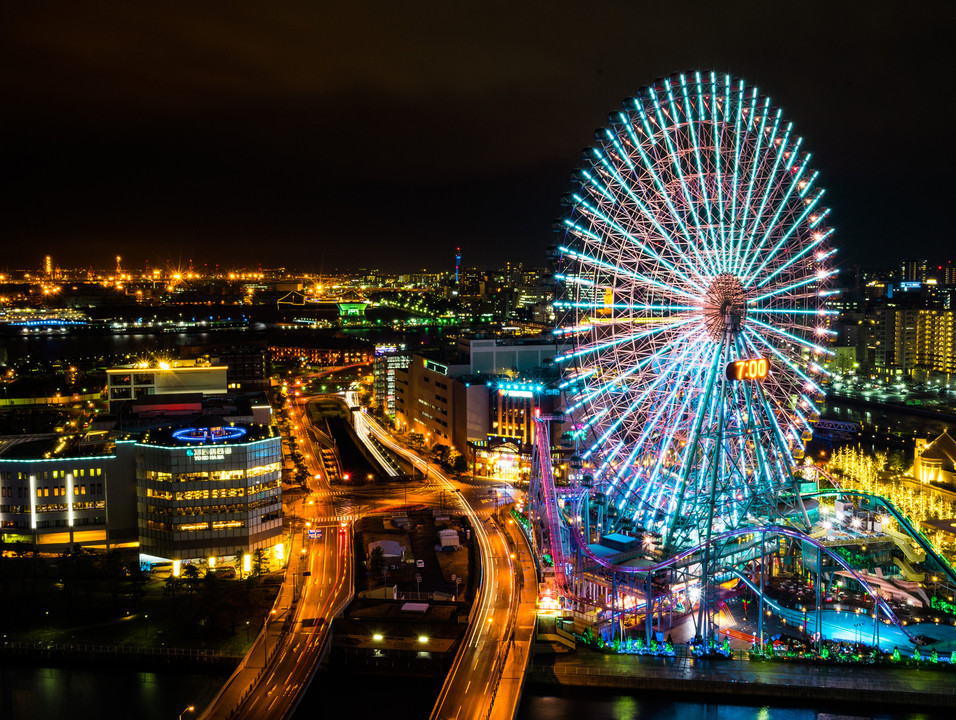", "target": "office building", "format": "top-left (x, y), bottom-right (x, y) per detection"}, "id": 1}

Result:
top-left (106, 359), bottom-right (228, 412)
